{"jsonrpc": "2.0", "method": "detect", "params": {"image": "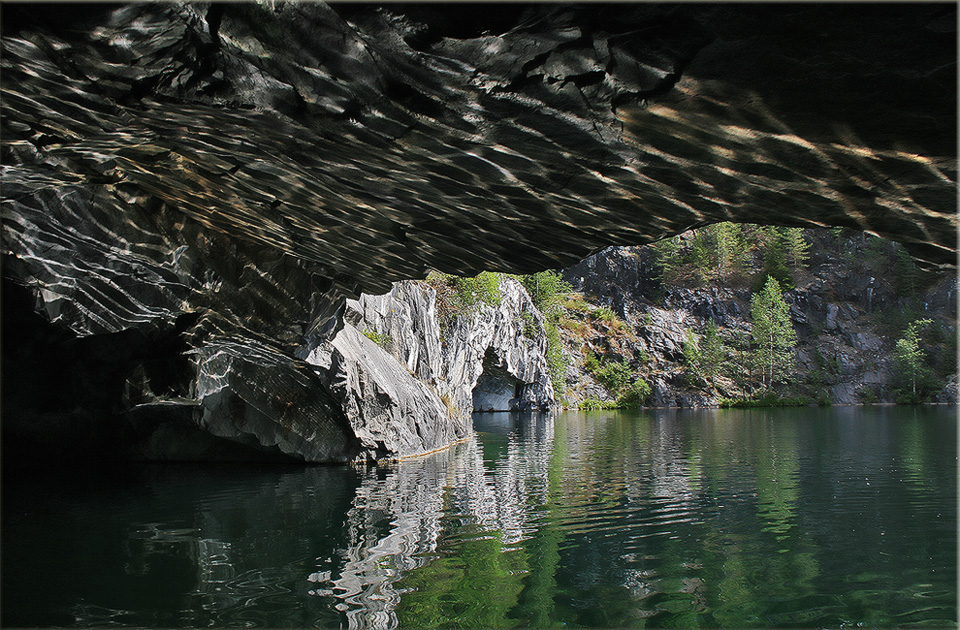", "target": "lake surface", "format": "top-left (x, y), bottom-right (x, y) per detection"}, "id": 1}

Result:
top-left (2, 406), bottom-right (956, 628)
